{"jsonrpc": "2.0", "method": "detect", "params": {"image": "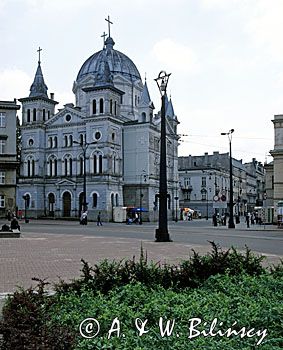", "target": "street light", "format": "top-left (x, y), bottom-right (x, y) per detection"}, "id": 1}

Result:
top-left (139, 172), bottom-right (147, 225)
top-left (154, 71), bottom-right (172, 242)
top-left (73, 139), bottom-right (97, 216)
top-left (22, 195), bottom-right (29, 223)
top-left (174, 195), bottom-right (179, 222)
top-left (221, 129), bottom-right (235, 229)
